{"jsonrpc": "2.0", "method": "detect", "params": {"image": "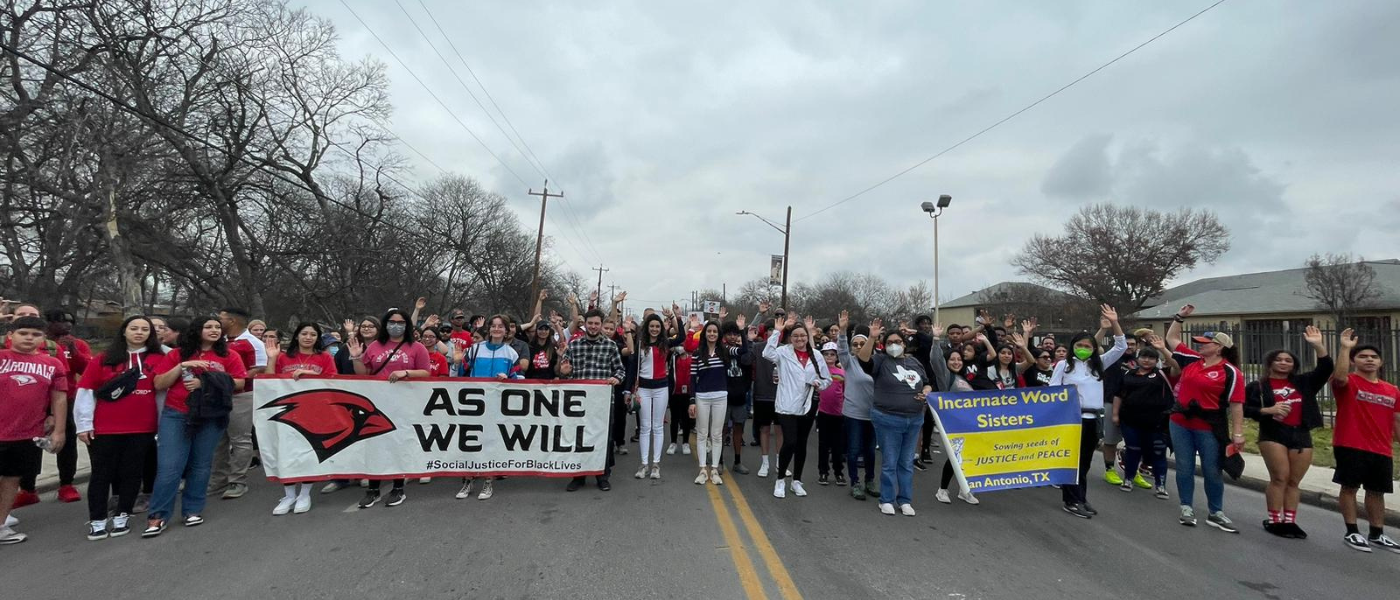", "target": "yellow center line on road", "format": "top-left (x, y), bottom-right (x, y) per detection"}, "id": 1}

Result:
top-left (725, 478), bottom-right (803, 600)
top-left (705, 482), bottom-right (767, 600)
